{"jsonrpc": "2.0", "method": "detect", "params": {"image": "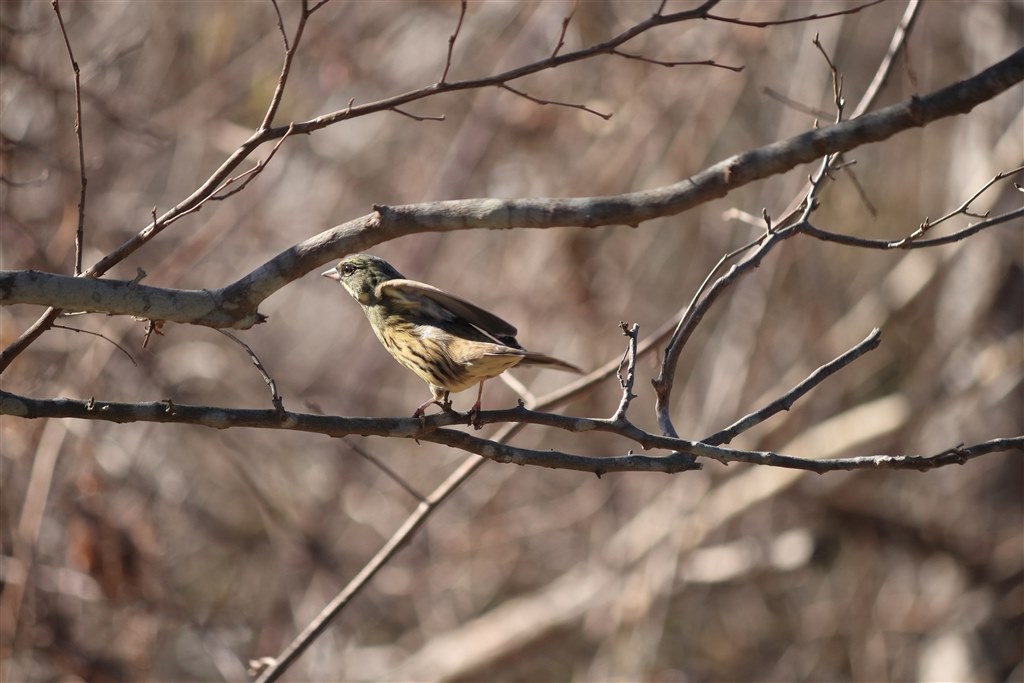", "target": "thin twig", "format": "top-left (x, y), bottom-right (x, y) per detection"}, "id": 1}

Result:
top-left (613, 49), bottom-right (744, 72)
top-left (612, 323), bottom-right (639, 422)
top-left (551, 0), bottom-right (579, 59)
top-left (775, 0), bottom-right (923, 227)
top-left (52, 323), bottom-right (138, 366)
top-left (705, 328), bottom-right (882, 446)
top-left (439, 0), bottom-right (467, 84)
top-left (802, 206), bottom-right (1024, 250)
top-left (890, 164), bottom-right (1024, 246)
top-left (812, 33), bottom-right (844, 116)
top-left (857, 0), bottom-right (921, 119)
top-left (499, 83), bottom-right (612, 120)
top-left (651, 221), bottom-right (793, 438)
top-left (51, 0), bottom-right (86, 276)
top-left (390, 107), bottom-right (446, 122)
top-left (216, 330), bottom-right (284, 413)
top-left (211, 124), bottom-right (295, 201)
top-left (270, 0), bottom-right (289, 51)
top-left (259, 0), bottom-right (309, 130)
top-left (706, 0), bottom-right (885, 29)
